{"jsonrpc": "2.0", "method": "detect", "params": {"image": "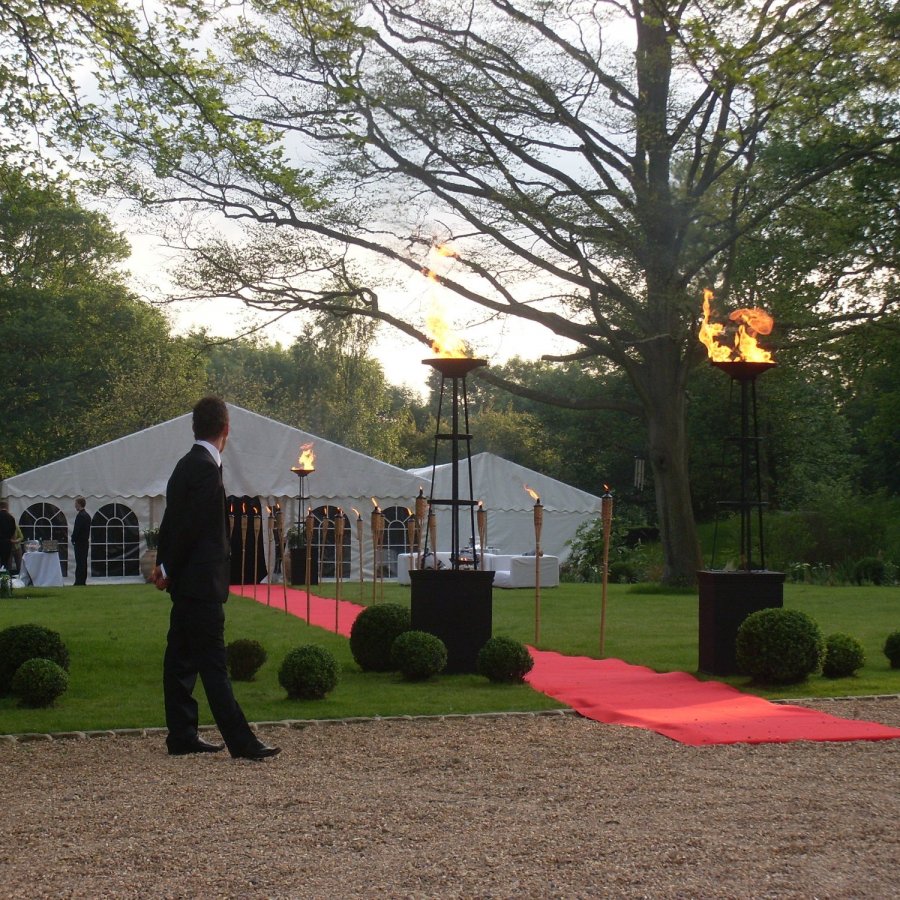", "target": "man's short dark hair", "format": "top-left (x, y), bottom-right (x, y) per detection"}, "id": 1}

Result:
top-left (75, 497), bottom-right (86, 510)
top-left (192, 396), bottom-right (229, 441)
